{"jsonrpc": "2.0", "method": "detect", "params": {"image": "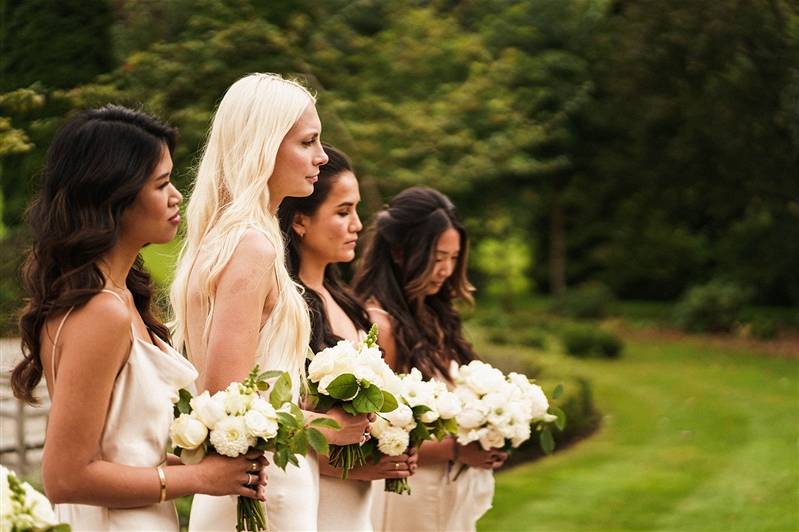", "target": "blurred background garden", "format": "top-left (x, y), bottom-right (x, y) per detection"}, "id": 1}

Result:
top-left (1, 0), bottom-right (797, 530)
